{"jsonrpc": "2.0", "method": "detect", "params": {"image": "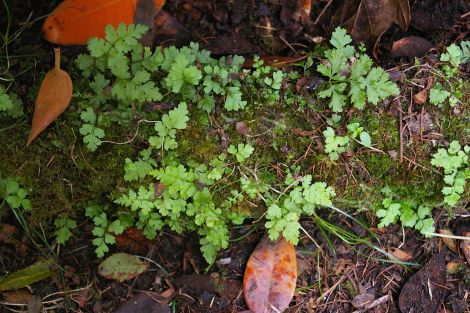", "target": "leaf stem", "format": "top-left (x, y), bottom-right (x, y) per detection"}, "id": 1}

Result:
top-left (54, 47), bottom-right (61, 71)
